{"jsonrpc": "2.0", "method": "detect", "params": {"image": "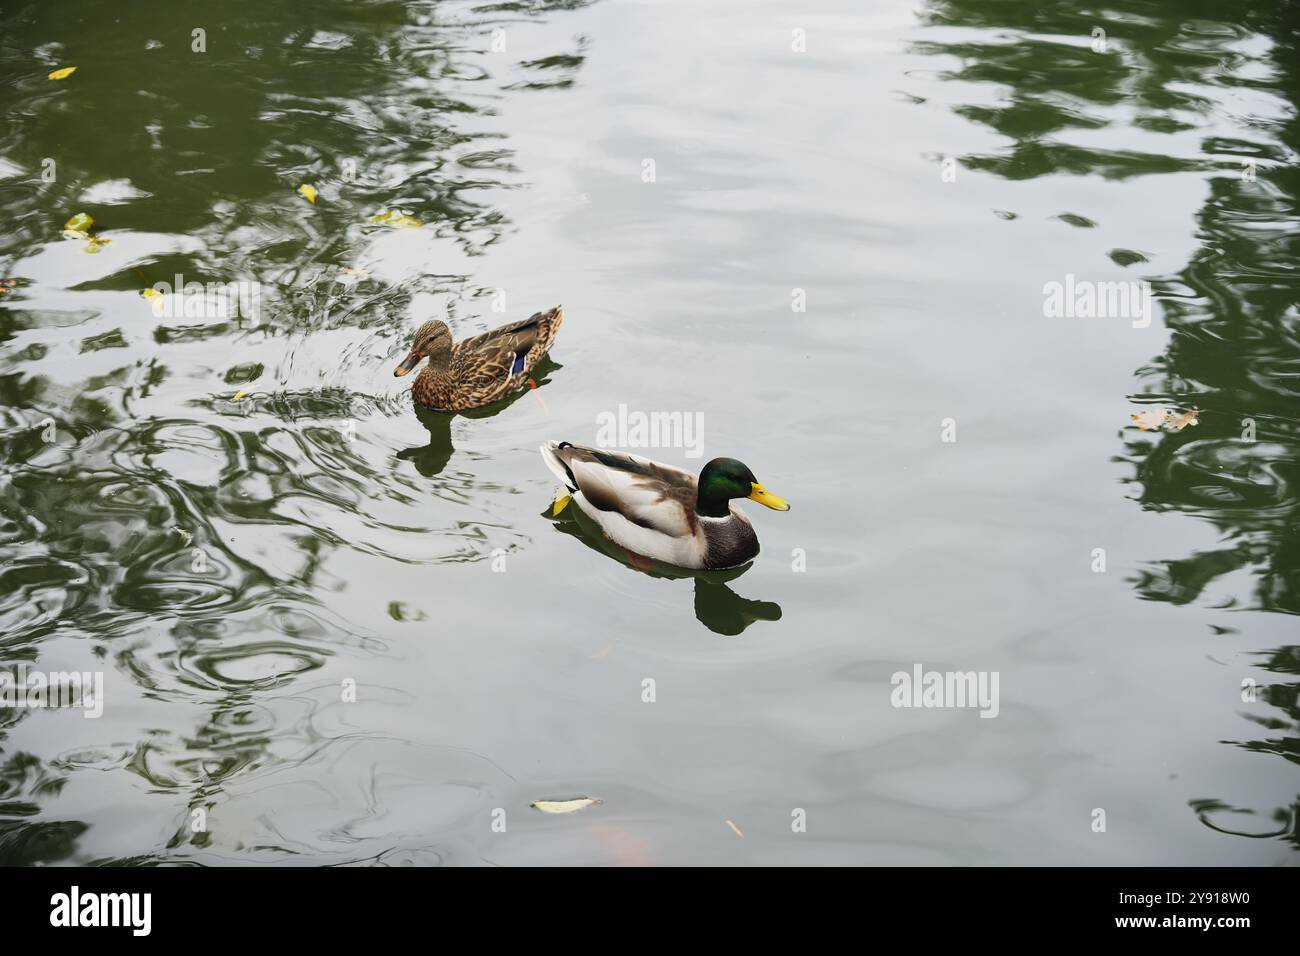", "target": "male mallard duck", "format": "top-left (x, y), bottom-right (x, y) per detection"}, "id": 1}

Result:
top-left (540, 441), bottom-right (789, 570)
top-left (394, 305), bottom-right (563, 411)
